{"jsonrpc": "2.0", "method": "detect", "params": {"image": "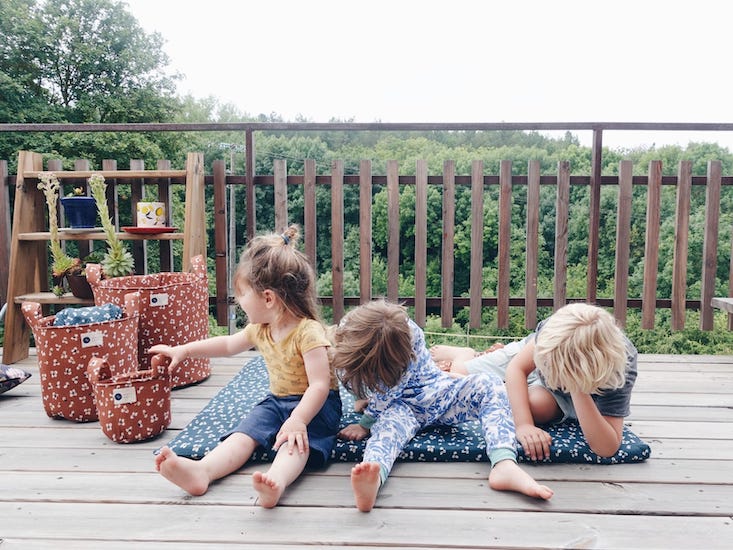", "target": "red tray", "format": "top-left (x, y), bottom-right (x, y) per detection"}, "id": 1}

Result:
top-left (122, 226), bottom-right (178, 235)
